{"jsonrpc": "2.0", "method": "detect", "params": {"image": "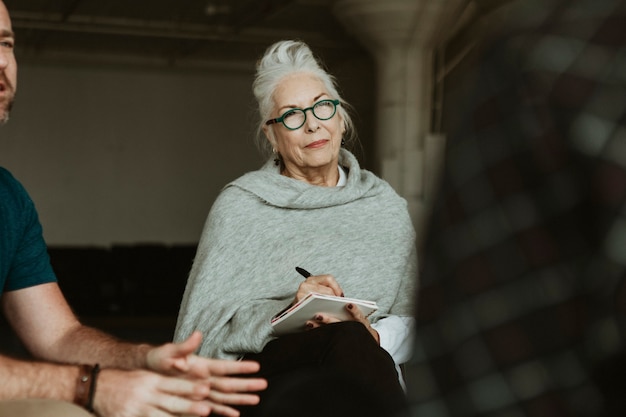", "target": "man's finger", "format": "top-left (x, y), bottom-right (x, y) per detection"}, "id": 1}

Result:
top-left (209, 376), bottom-right (267, 393)
top-left (202, 359), bottom-right (261, 376)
